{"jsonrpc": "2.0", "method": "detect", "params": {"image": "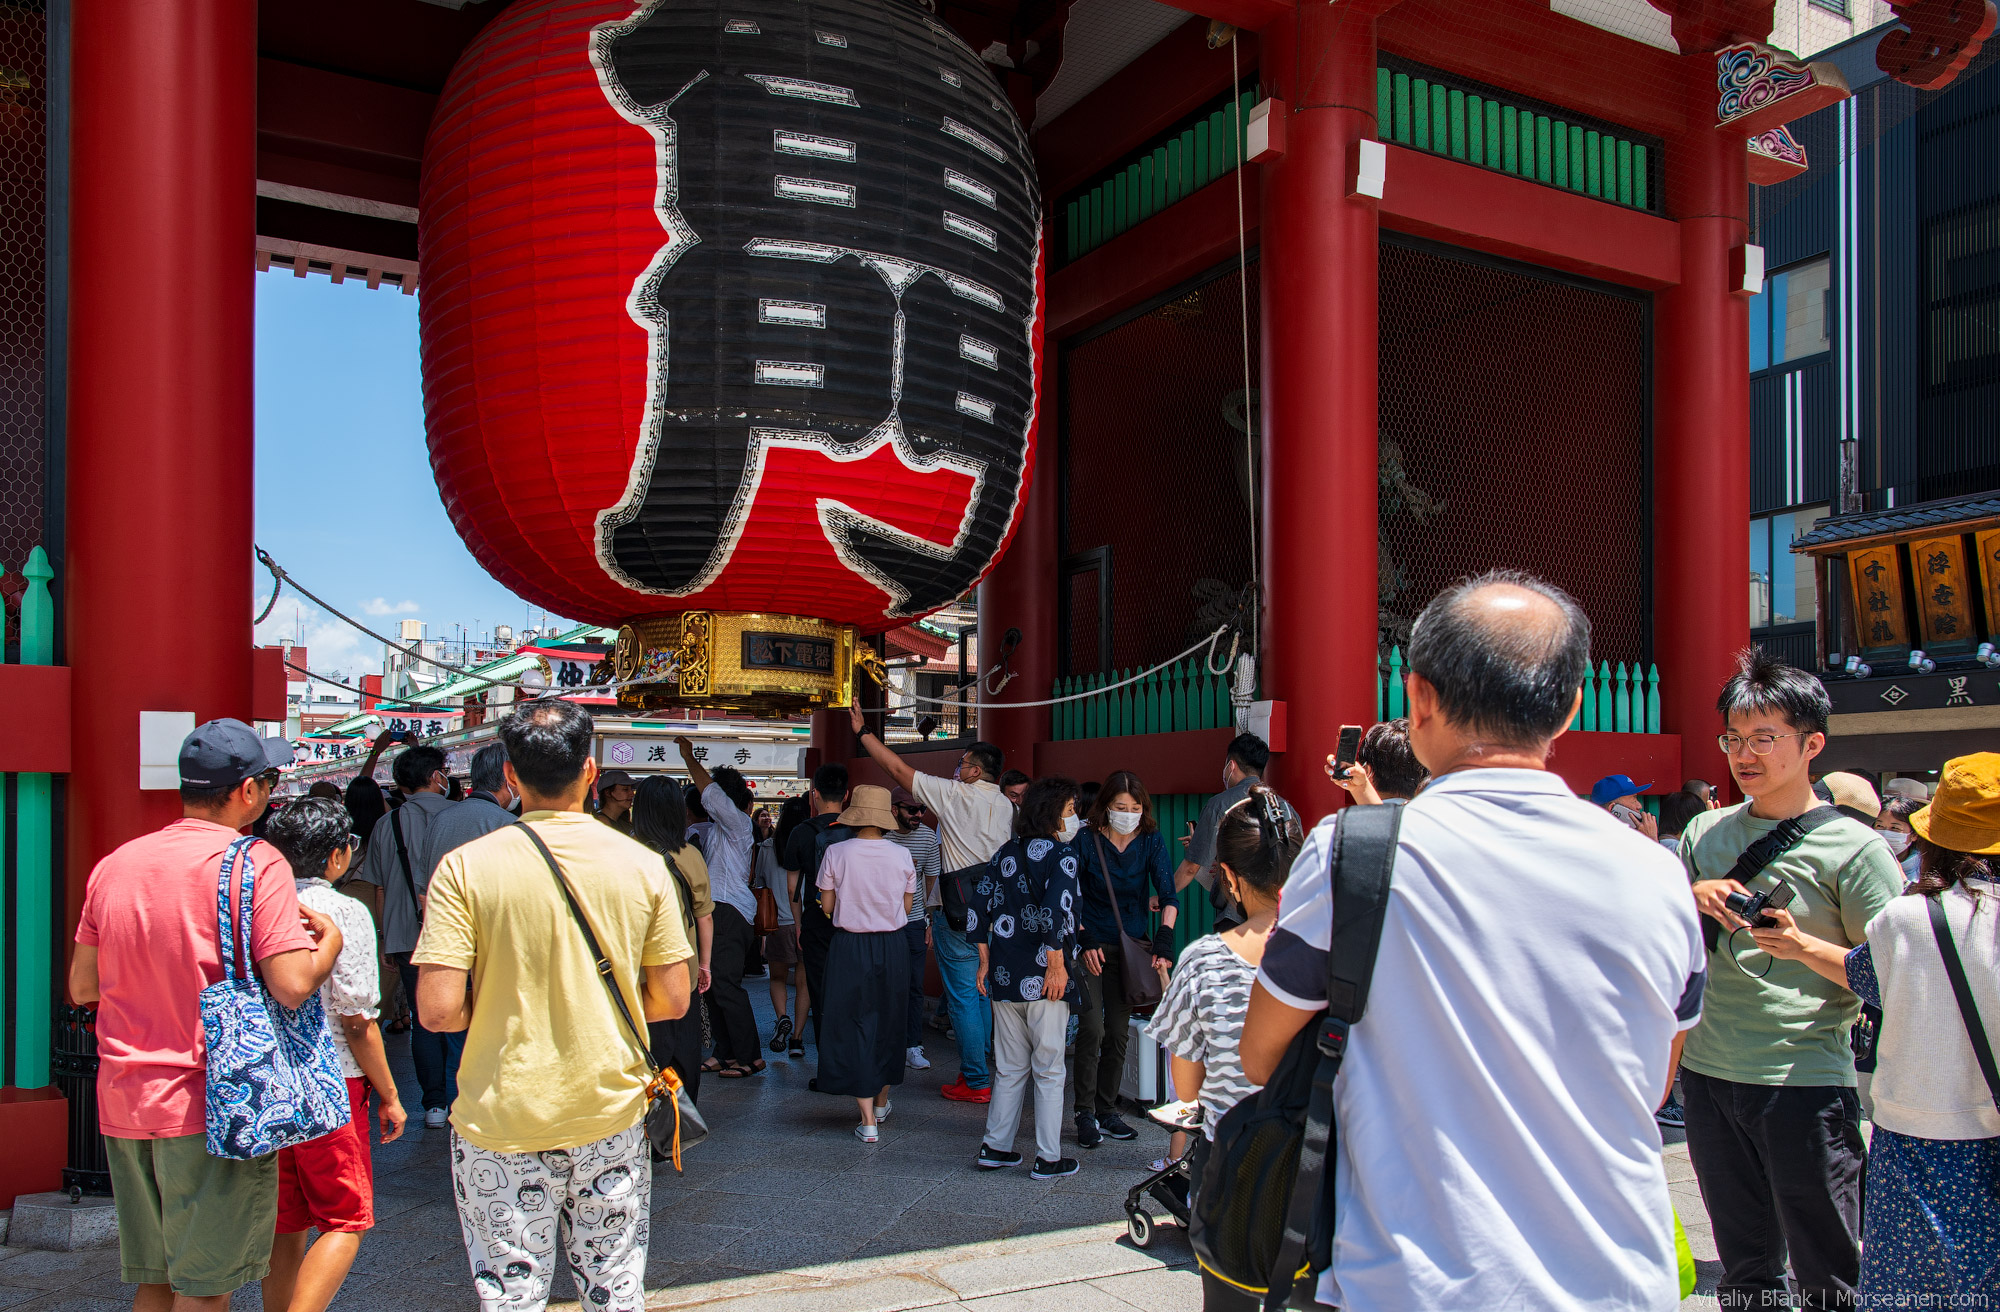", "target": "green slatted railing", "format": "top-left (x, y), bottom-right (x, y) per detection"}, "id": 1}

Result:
top-left (1374, 65), bottom-right (1657, 212)
top-left (1061, 86), bottom-right (1257, 266)
top-left (5, 547), bottom-right (56, 1089)
top-left (1050, 660), bottom-right (1236, 740)
top-left (1374, 645), bottom-right (1663, 733)
top-left (1059, 64), bottom-right (1660, 270)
